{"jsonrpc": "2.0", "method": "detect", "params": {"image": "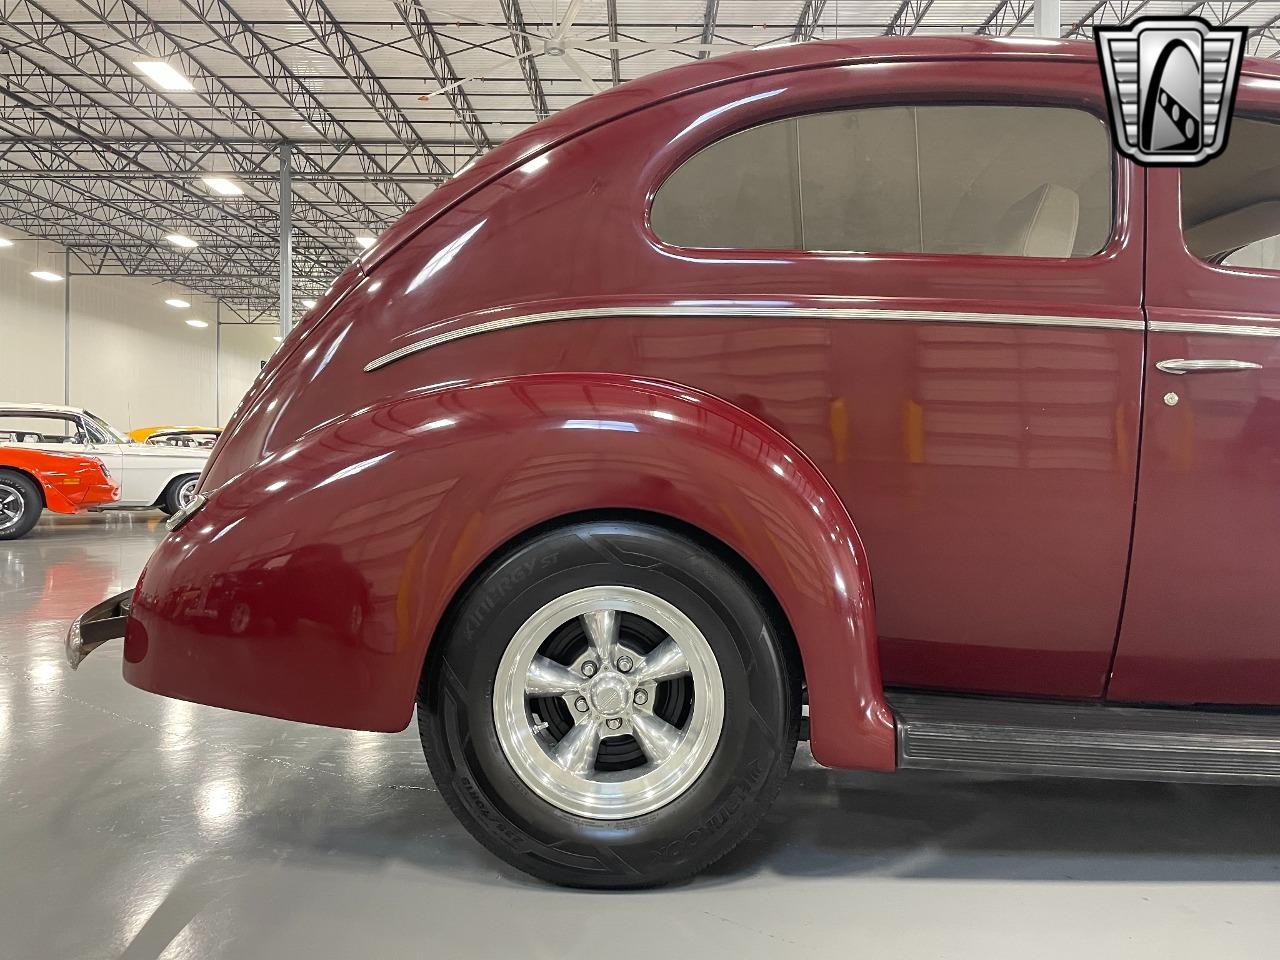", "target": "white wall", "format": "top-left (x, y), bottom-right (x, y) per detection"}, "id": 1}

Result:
top-left (0, 241), bottom-right (66, 407)
top-left (0, 231), bottom-right (279, 432)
